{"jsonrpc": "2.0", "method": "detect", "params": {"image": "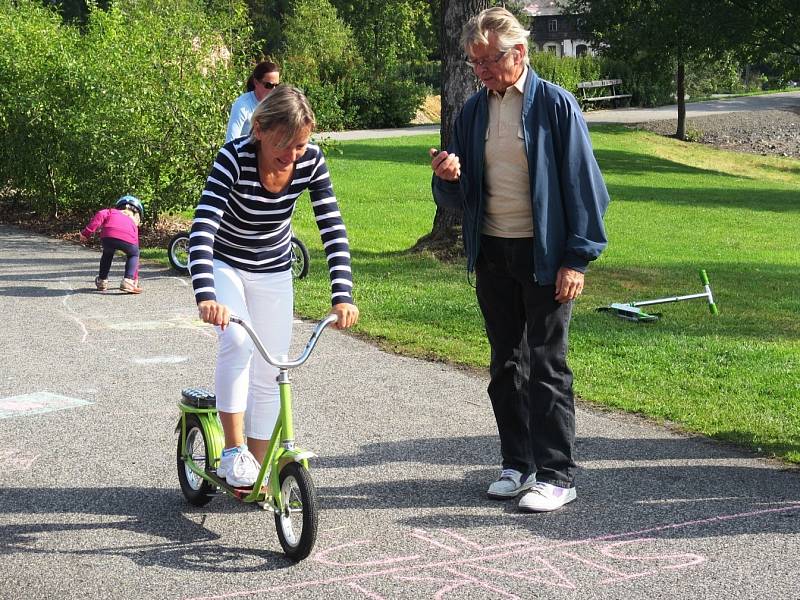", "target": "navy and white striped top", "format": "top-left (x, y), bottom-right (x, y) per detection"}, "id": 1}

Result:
top-left (188, 137), bottom-right (353, 306)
